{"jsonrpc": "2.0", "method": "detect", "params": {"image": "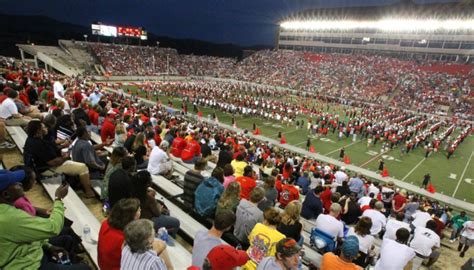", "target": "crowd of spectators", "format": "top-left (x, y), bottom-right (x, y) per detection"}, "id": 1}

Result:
top-left (0, 54), bottom-right (473, 270)
top-left (88, 43), bottom-right (473, 120)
